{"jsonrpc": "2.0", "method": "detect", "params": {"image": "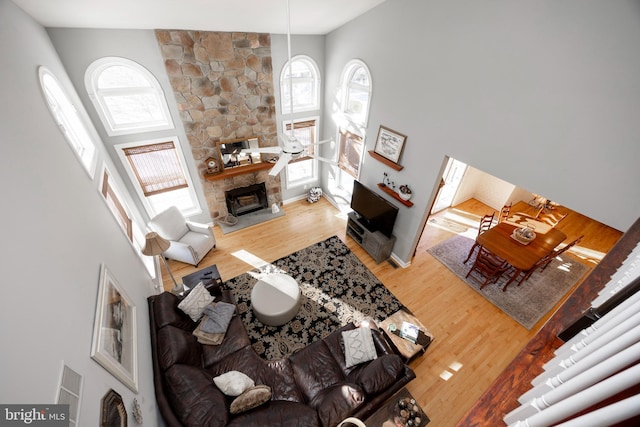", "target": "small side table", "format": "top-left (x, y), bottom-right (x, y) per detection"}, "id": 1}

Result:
top-left (182, 264), bottom-right (222, 290)
top-left (363, 388), bottom-right (430, 426)
top-left (380, 309), bottom-right (433, 363)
